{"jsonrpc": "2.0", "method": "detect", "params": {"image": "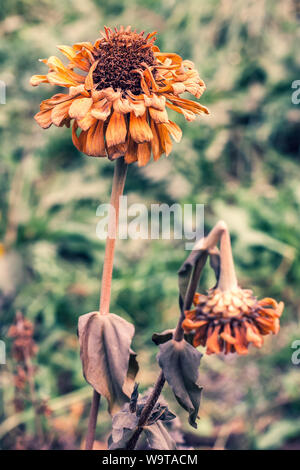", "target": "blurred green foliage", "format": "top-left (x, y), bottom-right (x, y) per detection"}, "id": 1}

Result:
top-left (0, 0), bottom-right (299, 450)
